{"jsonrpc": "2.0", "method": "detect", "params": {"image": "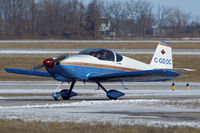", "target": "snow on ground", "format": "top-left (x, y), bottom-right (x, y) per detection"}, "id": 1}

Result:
top-left (0, 81), bottom-right (200, 128)
top-left (0, 89), bottom-right (200, 98)
top-left (0, 99), bottom-right (200, 127)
